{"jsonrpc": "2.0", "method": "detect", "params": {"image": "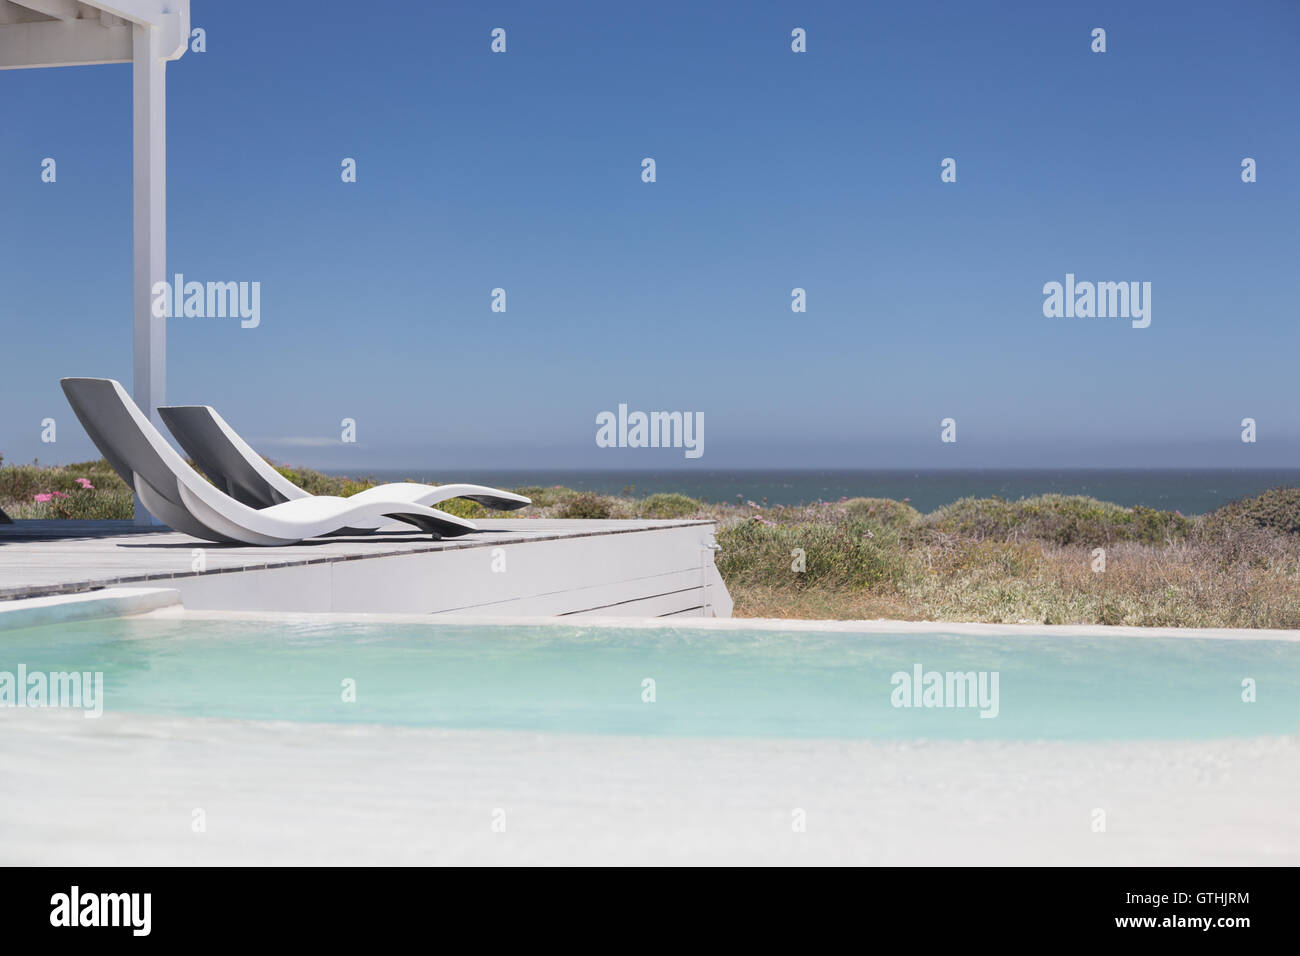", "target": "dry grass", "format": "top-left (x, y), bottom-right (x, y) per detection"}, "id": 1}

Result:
top-left (709, 494), bottom-right (1300, 628)
top-left (734, 536), bottom-right (1300, 628)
